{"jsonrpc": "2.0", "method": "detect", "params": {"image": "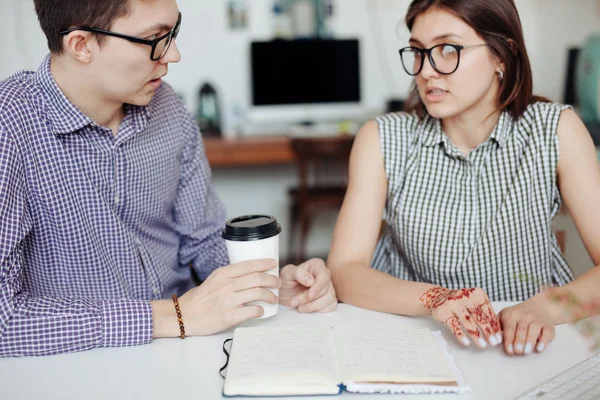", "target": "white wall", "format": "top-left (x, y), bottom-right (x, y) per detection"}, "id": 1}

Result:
top-left (2, 0), bottom-right (600, 261)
